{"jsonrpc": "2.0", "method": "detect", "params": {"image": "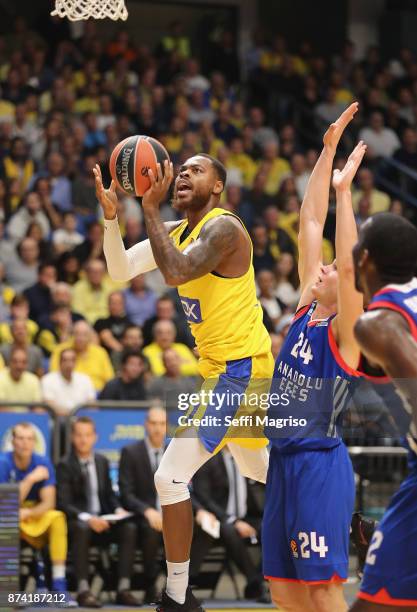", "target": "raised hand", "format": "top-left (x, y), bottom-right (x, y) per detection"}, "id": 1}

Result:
top-left (142, 160), bottom-right (174, 211)
top-left (93, 163), bottom-right (118, 220)
top-left (323, 101), bottom-right (359, 152)
top-left (332, 141), bottom-right (367, 191)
